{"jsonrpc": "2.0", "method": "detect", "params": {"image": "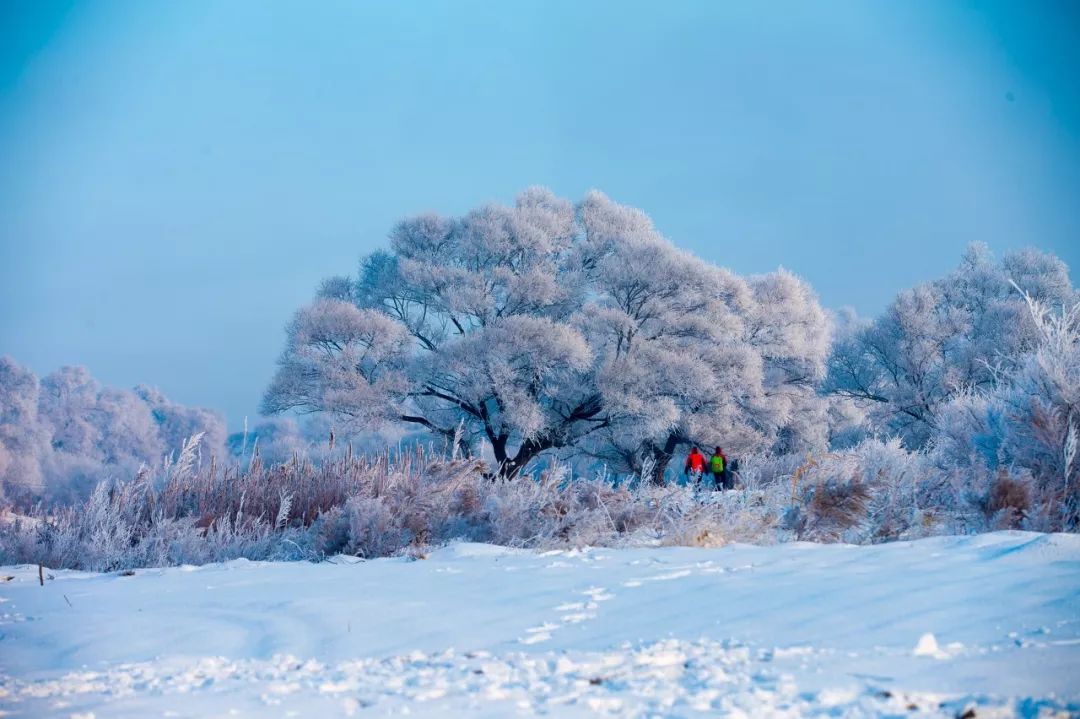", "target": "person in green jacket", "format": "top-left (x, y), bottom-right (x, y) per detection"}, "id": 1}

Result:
top-left (708, 446), bottom-right (728, 490)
